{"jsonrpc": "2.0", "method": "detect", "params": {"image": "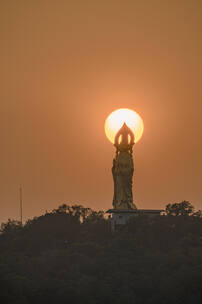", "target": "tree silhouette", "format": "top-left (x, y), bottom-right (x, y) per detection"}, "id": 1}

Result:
top-left (166, 201), bottom-right (194, 216)
top-left (0, 203), bottom-right (202, 304)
